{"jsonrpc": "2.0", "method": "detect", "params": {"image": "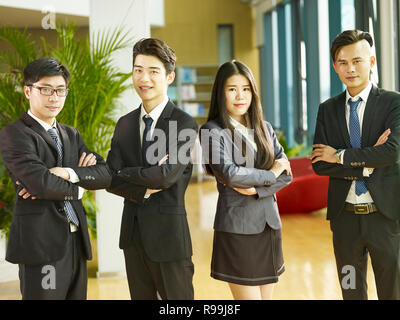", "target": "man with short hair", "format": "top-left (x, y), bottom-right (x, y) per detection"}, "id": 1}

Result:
top-left (311, 30), bottom-right (400, 300)
top-left (0, 57), bottom-right (111, 299)
top-left (106, 38), bottom-right (198, 300)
